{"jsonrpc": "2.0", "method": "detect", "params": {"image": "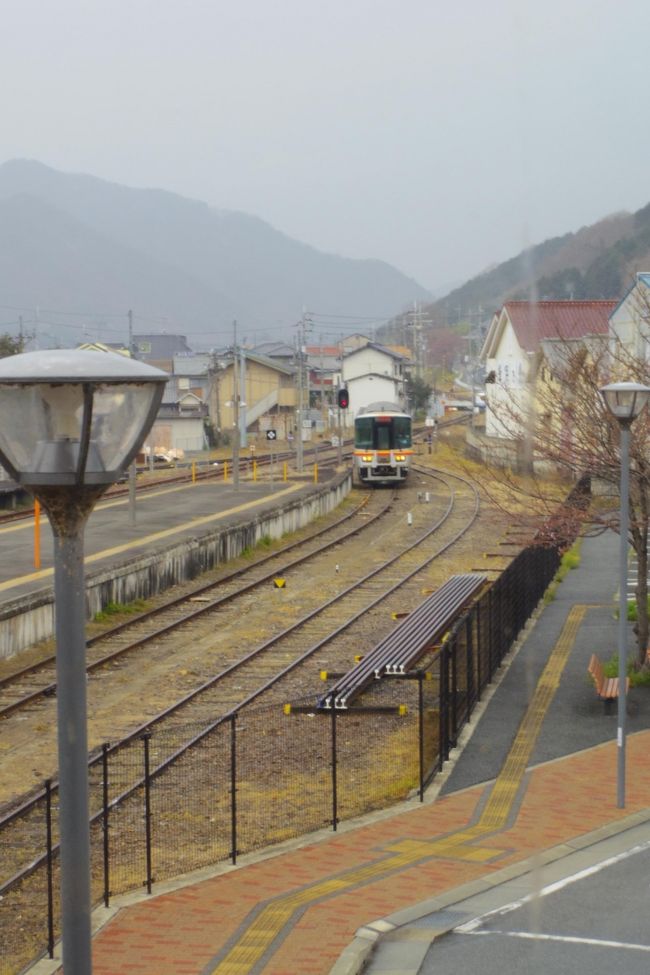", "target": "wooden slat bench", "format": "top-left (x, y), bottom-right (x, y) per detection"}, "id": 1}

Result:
top-left (318, 574), bottom-right (487, 710)
top-left (588, 654), bottom-right (629, 709)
